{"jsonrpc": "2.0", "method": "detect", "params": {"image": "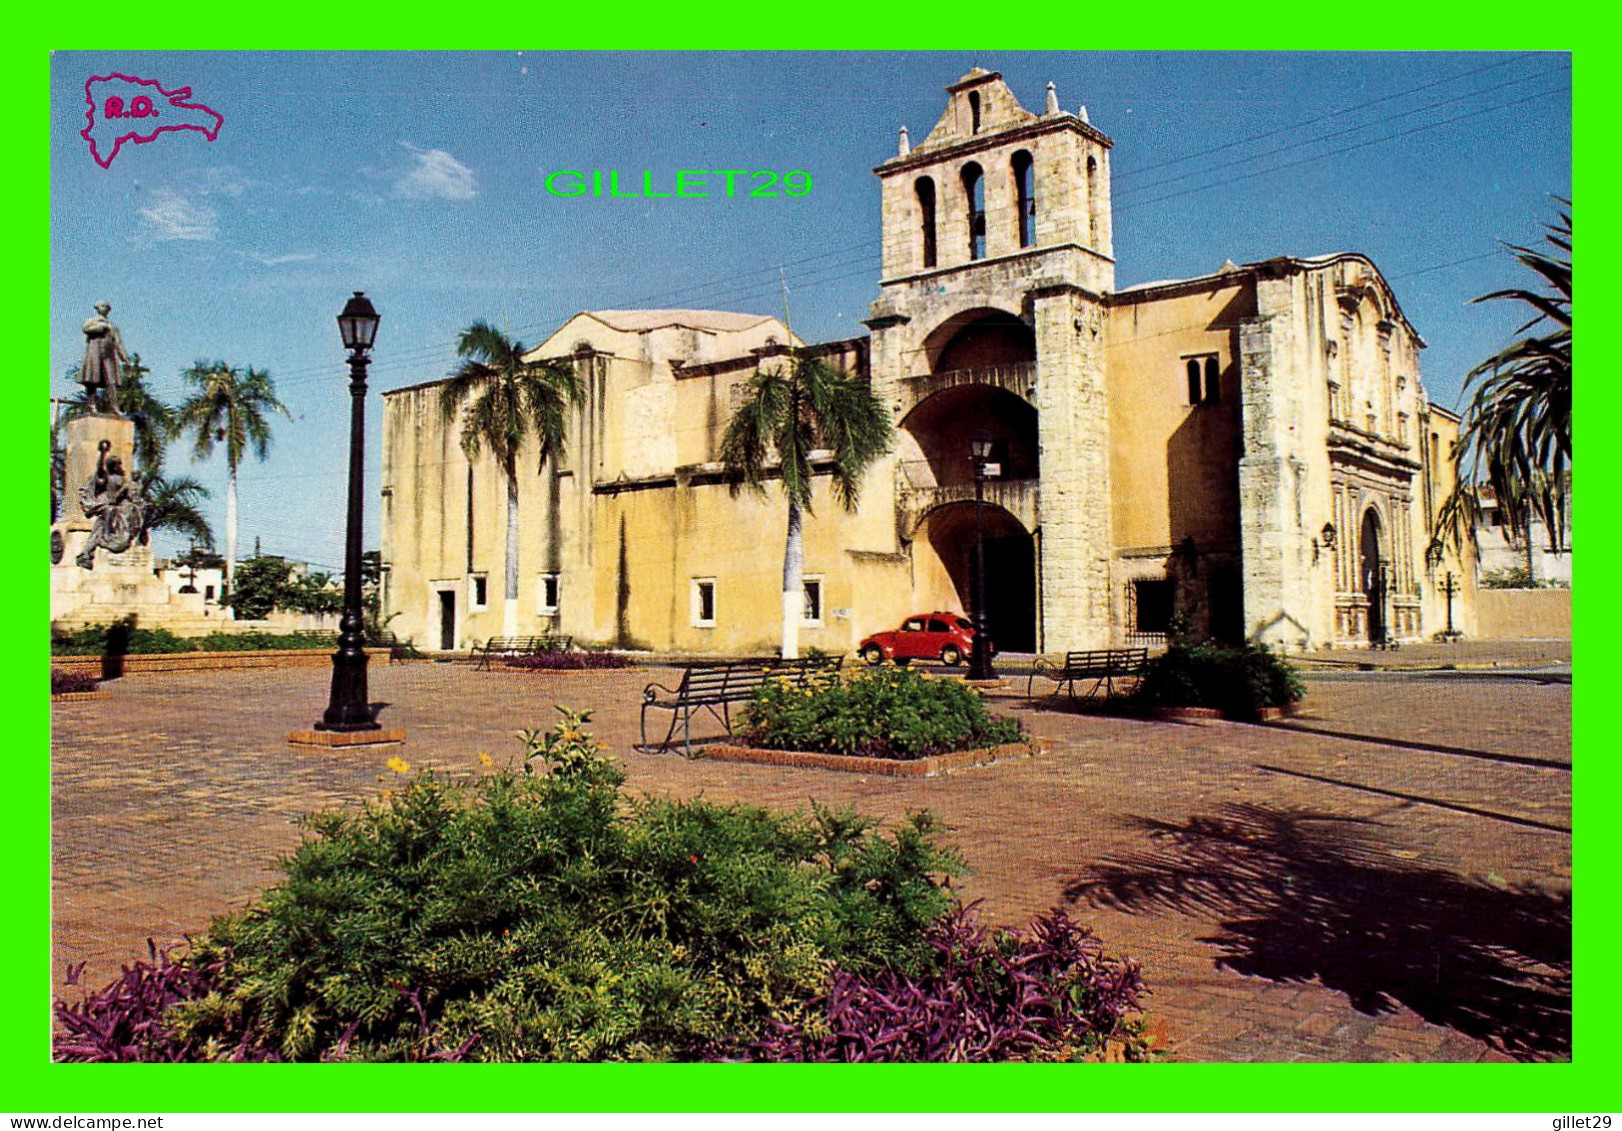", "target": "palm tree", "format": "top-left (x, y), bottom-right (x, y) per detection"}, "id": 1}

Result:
top-left (139, 473), bottom-right (215, 550)
top-left (719, 353), bottom-right (893, 659)
top-left (1435, 200), bottom-right (1571, 566)
top-left (173, 361), bottom-right (291, 594)
top-left (438, 322), bottom-right (583, 636)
